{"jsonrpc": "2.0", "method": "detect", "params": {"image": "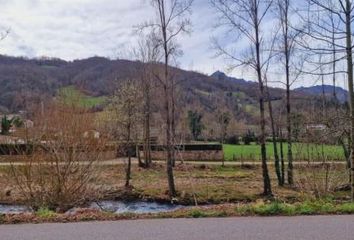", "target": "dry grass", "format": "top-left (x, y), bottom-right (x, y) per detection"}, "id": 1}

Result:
top-left (0, 162), bottom-right (350, 206)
